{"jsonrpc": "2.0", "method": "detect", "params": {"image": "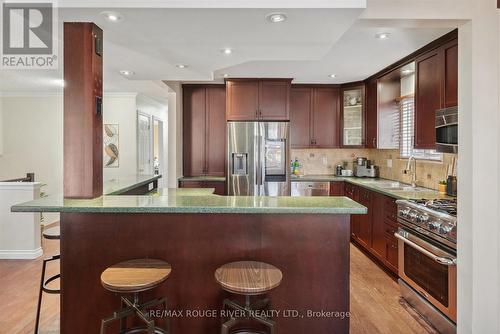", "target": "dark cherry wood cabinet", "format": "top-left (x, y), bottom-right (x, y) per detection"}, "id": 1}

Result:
top-left (289, 87), bottom-right (312, 148)
top-left (364, 79), bottom-right (378, 149)
top-left (178, 180), bottom-right (226, 195)
top-left (226, 79), bottom-right (291, 121)
top-left (313, 87), bottom-right (340, 148)
top-left (340, 83), bottom-right (365, 148)
top-left (259, 80), bottom-right (290, 120)
top-left (371, 192), bottom-right (387, 260)
top-left (329, 181), bottom-right (344, 196)
top-left (289, 85), bottom-right (340, 148)
top-left (443, 40), bottom-right (458, 108)
top-left (355, 186), bottom-right (372, 249)
top-left (415, 37), bottom-right (458, 149)
top-left (342, 182), bottom-right (399, 275)
top-left (183, 85), bottom-right (226, 177)
top-left (415, 49), bottom-right (442, 149)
